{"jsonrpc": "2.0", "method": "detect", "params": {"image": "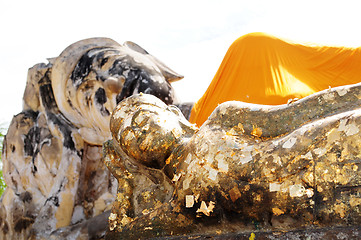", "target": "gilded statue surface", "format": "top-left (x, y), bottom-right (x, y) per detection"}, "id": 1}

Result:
top-left (104, 84), bottom-right (361, 239)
